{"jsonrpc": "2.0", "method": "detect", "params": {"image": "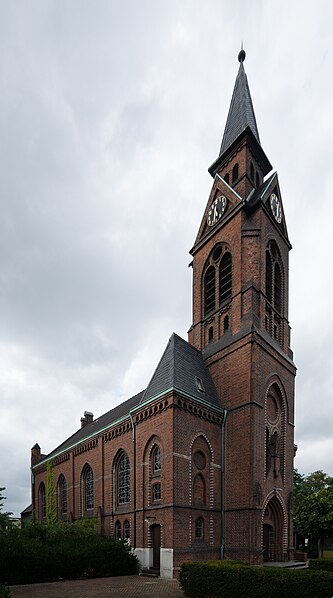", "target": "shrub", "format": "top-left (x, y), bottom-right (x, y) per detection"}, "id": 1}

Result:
top-left (0, 586), bottom-right (10, 598)
top-left (309, 558), bottom-right (333, 571)
top-left (0, 523), bottom-right (138, 585)
top-left (179, 561), bottom-right (333, 598)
